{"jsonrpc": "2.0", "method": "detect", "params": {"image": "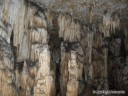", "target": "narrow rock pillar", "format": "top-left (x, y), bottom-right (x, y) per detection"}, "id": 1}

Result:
top-left (66, 50), bottom-right (79, 96)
